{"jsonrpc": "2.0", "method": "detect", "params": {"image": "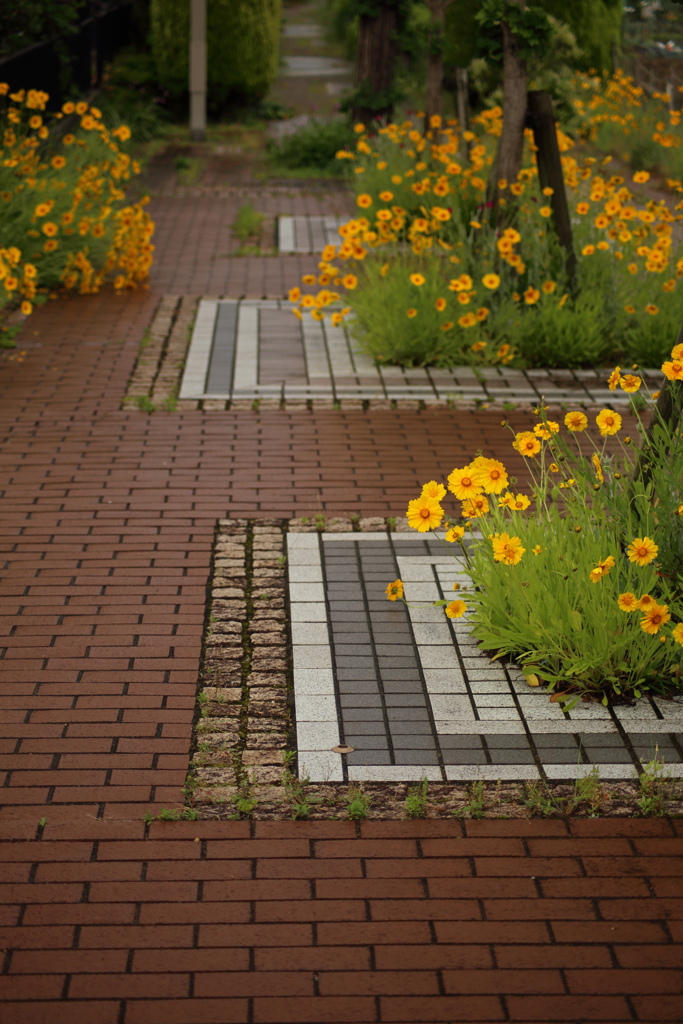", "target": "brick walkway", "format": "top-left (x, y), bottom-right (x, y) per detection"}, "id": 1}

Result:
top-left (0, 164), bottom-right (682, 1017)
